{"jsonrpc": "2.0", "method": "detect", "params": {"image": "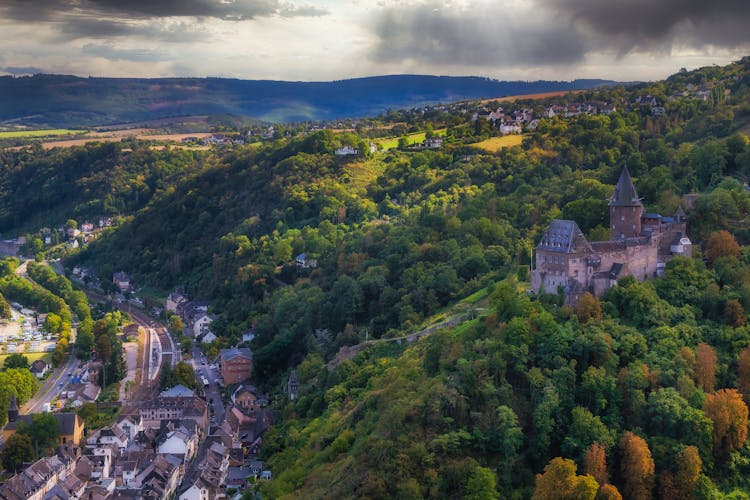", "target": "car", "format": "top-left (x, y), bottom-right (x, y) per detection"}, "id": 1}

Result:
top-left (59, 381), bottom-right (64, 386)
top-left (201, 361), bottom-right (205, 365)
